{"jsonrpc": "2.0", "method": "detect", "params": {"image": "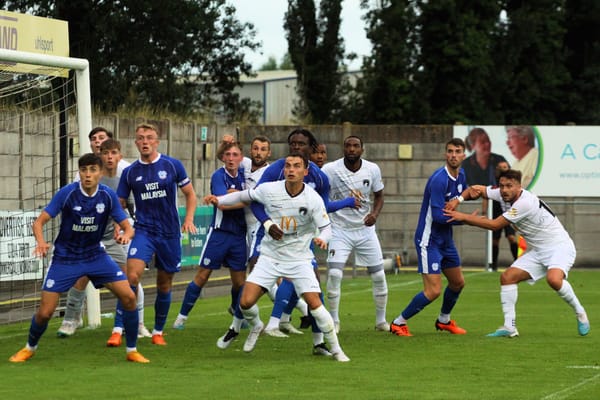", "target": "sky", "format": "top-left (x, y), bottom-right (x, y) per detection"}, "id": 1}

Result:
top-left (229, 0), bottom-right (372, 71)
